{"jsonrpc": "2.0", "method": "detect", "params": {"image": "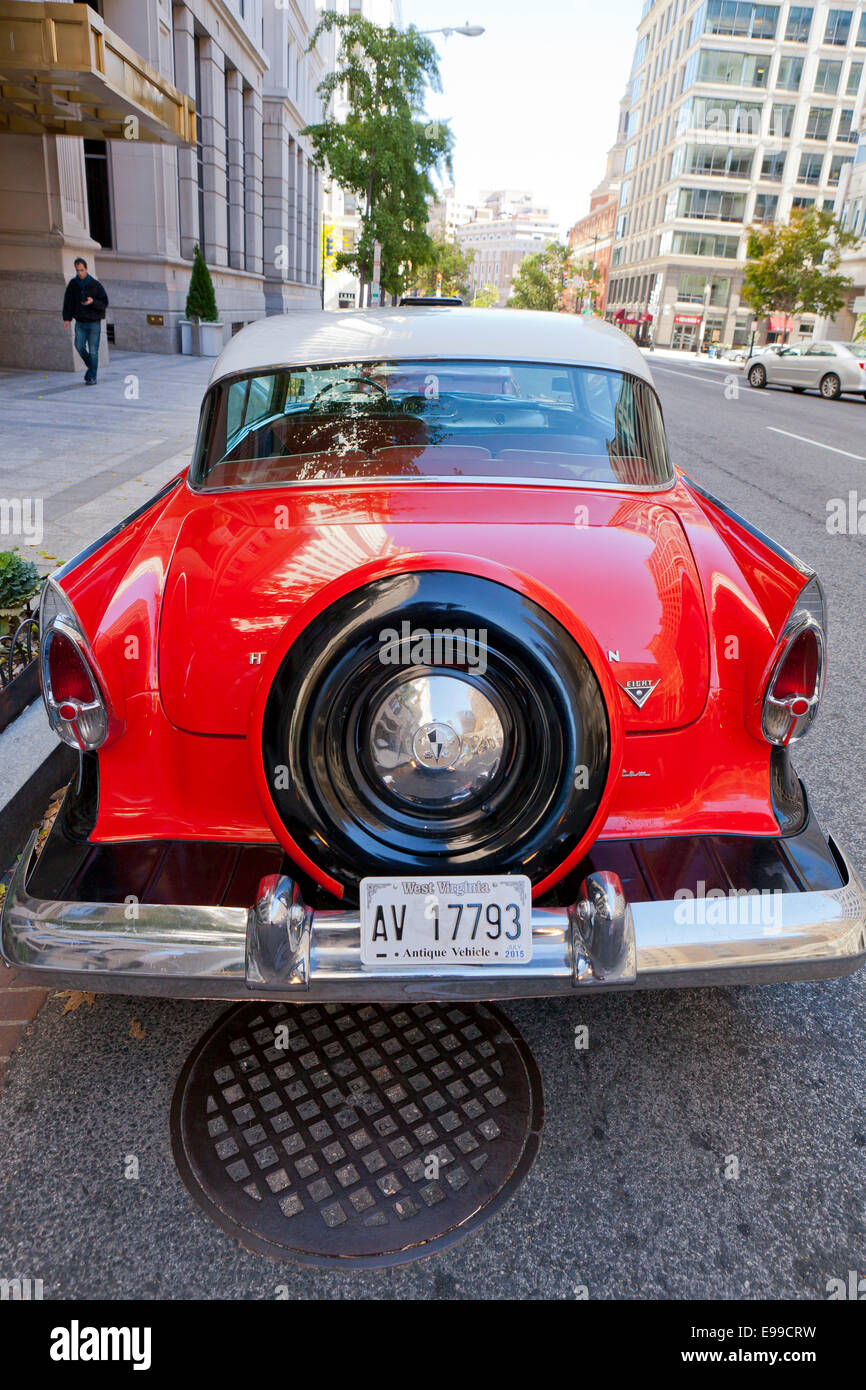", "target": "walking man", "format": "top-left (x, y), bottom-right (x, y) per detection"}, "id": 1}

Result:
top-left (62, 258), bottom-right (109, 385)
